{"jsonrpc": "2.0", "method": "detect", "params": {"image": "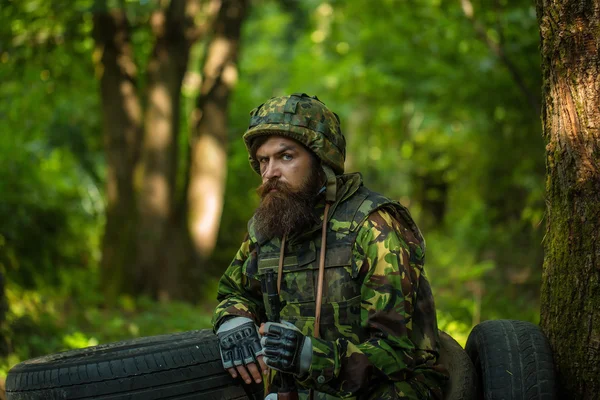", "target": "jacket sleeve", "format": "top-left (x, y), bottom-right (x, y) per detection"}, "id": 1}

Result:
top-left (297, 209), bottom-right (447, 398)
top-left (212, 235), bottom-right (265, 331)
